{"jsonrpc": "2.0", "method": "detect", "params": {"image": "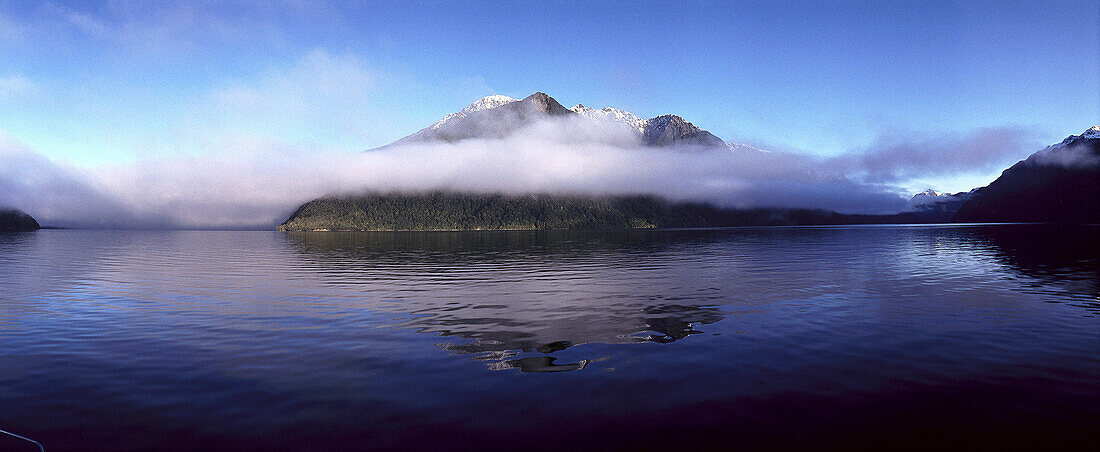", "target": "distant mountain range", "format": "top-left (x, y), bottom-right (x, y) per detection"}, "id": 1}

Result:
top-left (391, 92), bottom-right (738, 150)
top-left (909, 189), bottom-right (975, 213)
top-left (280, 92), bottom-right (1100, 230)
